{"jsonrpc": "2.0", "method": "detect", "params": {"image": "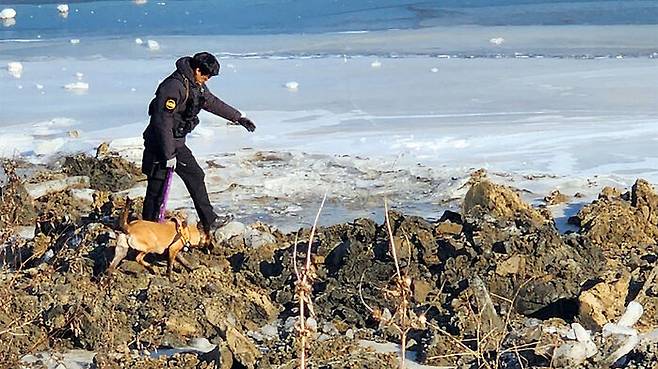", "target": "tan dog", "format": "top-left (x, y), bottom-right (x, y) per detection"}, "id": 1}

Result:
top-left (108, 198), bottom-right (211, 279)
